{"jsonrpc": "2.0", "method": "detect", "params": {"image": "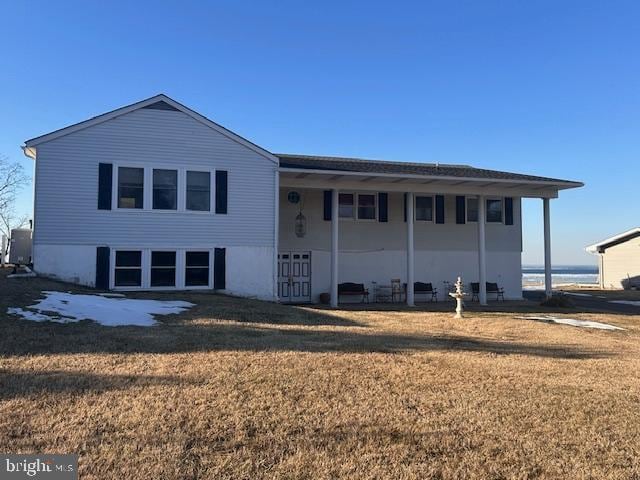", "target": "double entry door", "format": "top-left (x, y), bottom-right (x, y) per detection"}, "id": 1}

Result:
top-left (278, 251), bottom-right (311, 302)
